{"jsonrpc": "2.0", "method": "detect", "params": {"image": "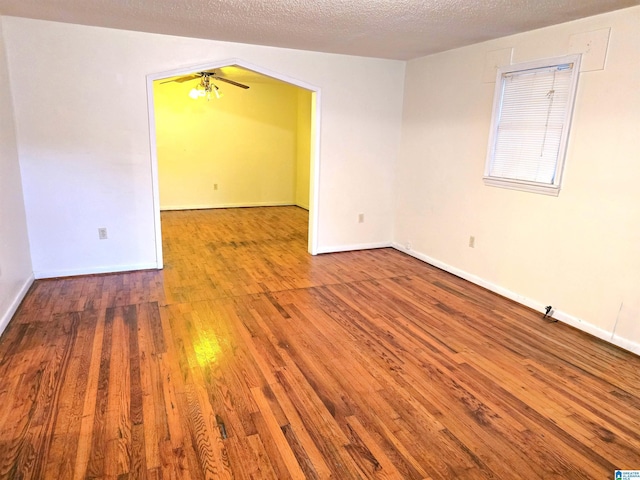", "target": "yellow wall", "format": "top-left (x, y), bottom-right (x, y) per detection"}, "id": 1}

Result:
top-left (154, 76), bottom-right (304, 209)
top-left (295, 89), bottom-right (312, 209)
